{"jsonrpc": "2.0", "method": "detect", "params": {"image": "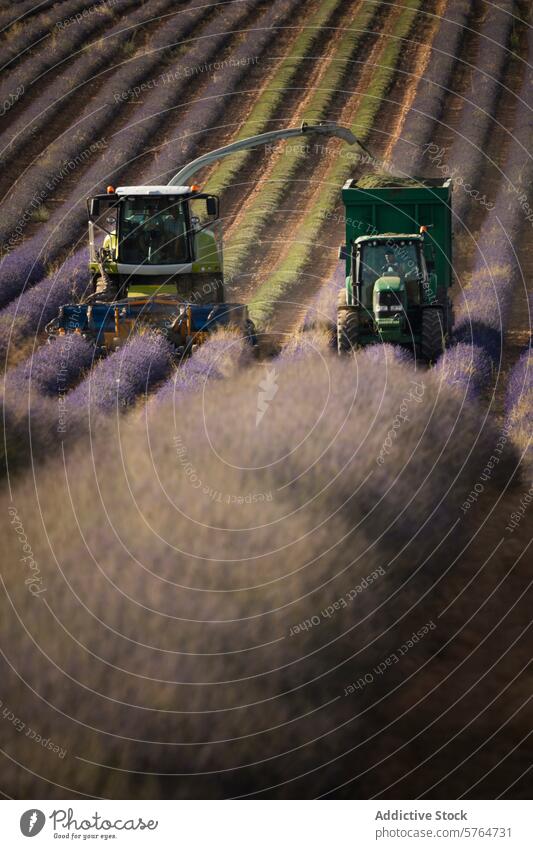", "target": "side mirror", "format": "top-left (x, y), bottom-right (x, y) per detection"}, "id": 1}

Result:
top-left (206, 196), bottom-right (218, 217)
